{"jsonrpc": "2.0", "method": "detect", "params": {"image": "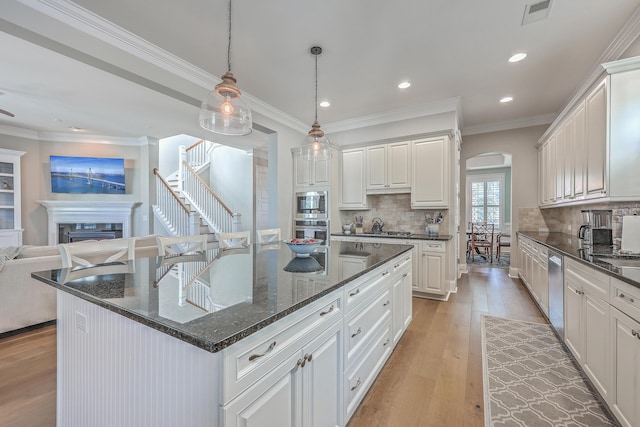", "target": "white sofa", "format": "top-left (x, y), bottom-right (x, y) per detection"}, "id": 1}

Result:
top-left (0, 235), bottom-right (161, 335)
